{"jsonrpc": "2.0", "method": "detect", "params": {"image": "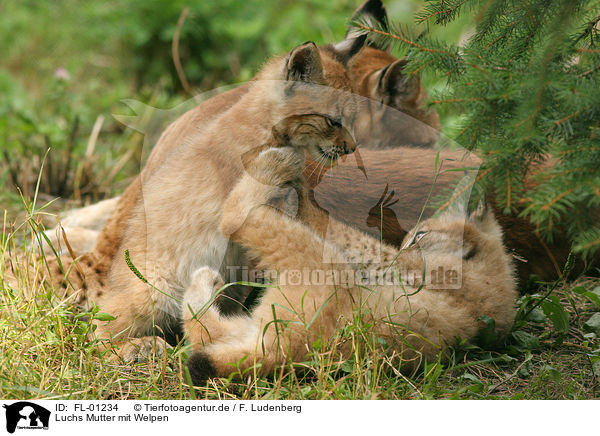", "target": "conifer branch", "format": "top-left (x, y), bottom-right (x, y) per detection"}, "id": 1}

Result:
top-left (371, 0), bottom-right (600, 256)
top-left (354, 23), bottom-right (458, 57)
